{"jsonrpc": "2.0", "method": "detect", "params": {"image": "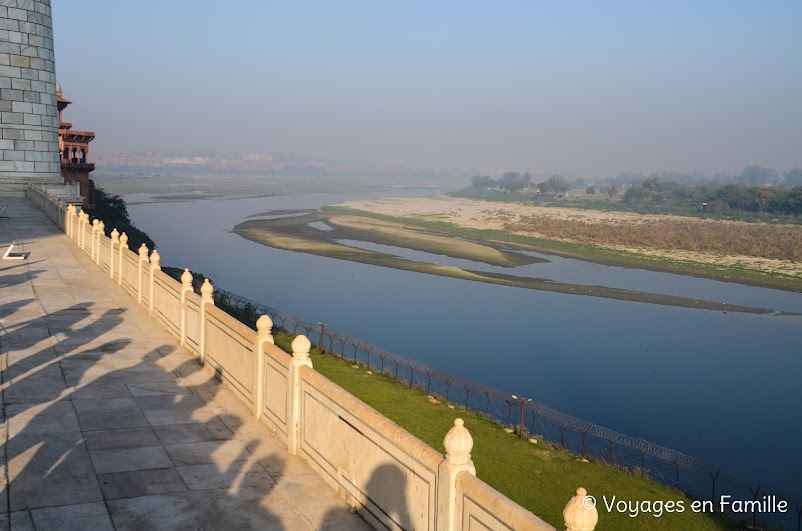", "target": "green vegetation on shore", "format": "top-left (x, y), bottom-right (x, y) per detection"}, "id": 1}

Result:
top-left (92, 188), bottom-right (155, 250)
top-left (271, 332), bottom-right (741, 530)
